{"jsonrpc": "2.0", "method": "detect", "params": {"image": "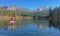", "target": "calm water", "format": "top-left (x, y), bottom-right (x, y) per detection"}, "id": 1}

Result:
top-left (0, 20), bottom-right (60, 36)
